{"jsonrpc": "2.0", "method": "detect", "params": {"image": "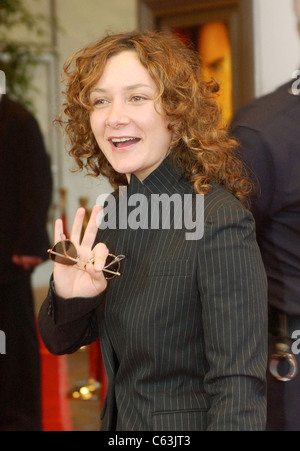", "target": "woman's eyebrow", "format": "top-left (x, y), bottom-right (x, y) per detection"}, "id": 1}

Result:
top-left (124, 83), bottom-right (153, 91)
top-left (90, 83), bottom-right (153, 94)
